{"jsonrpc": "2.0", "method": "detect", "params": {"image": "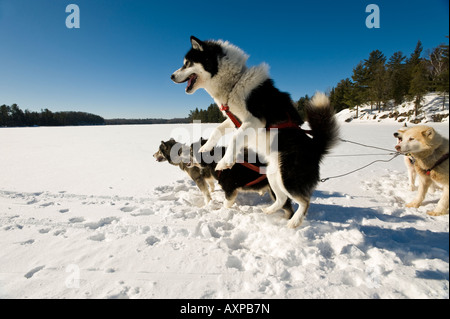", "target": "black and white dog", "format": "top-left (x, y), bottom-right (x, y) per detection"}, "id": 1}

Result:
top-left (171, 36), bottom-right (338, 227)
top-left (190, 138), bottom-right (294, 218)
